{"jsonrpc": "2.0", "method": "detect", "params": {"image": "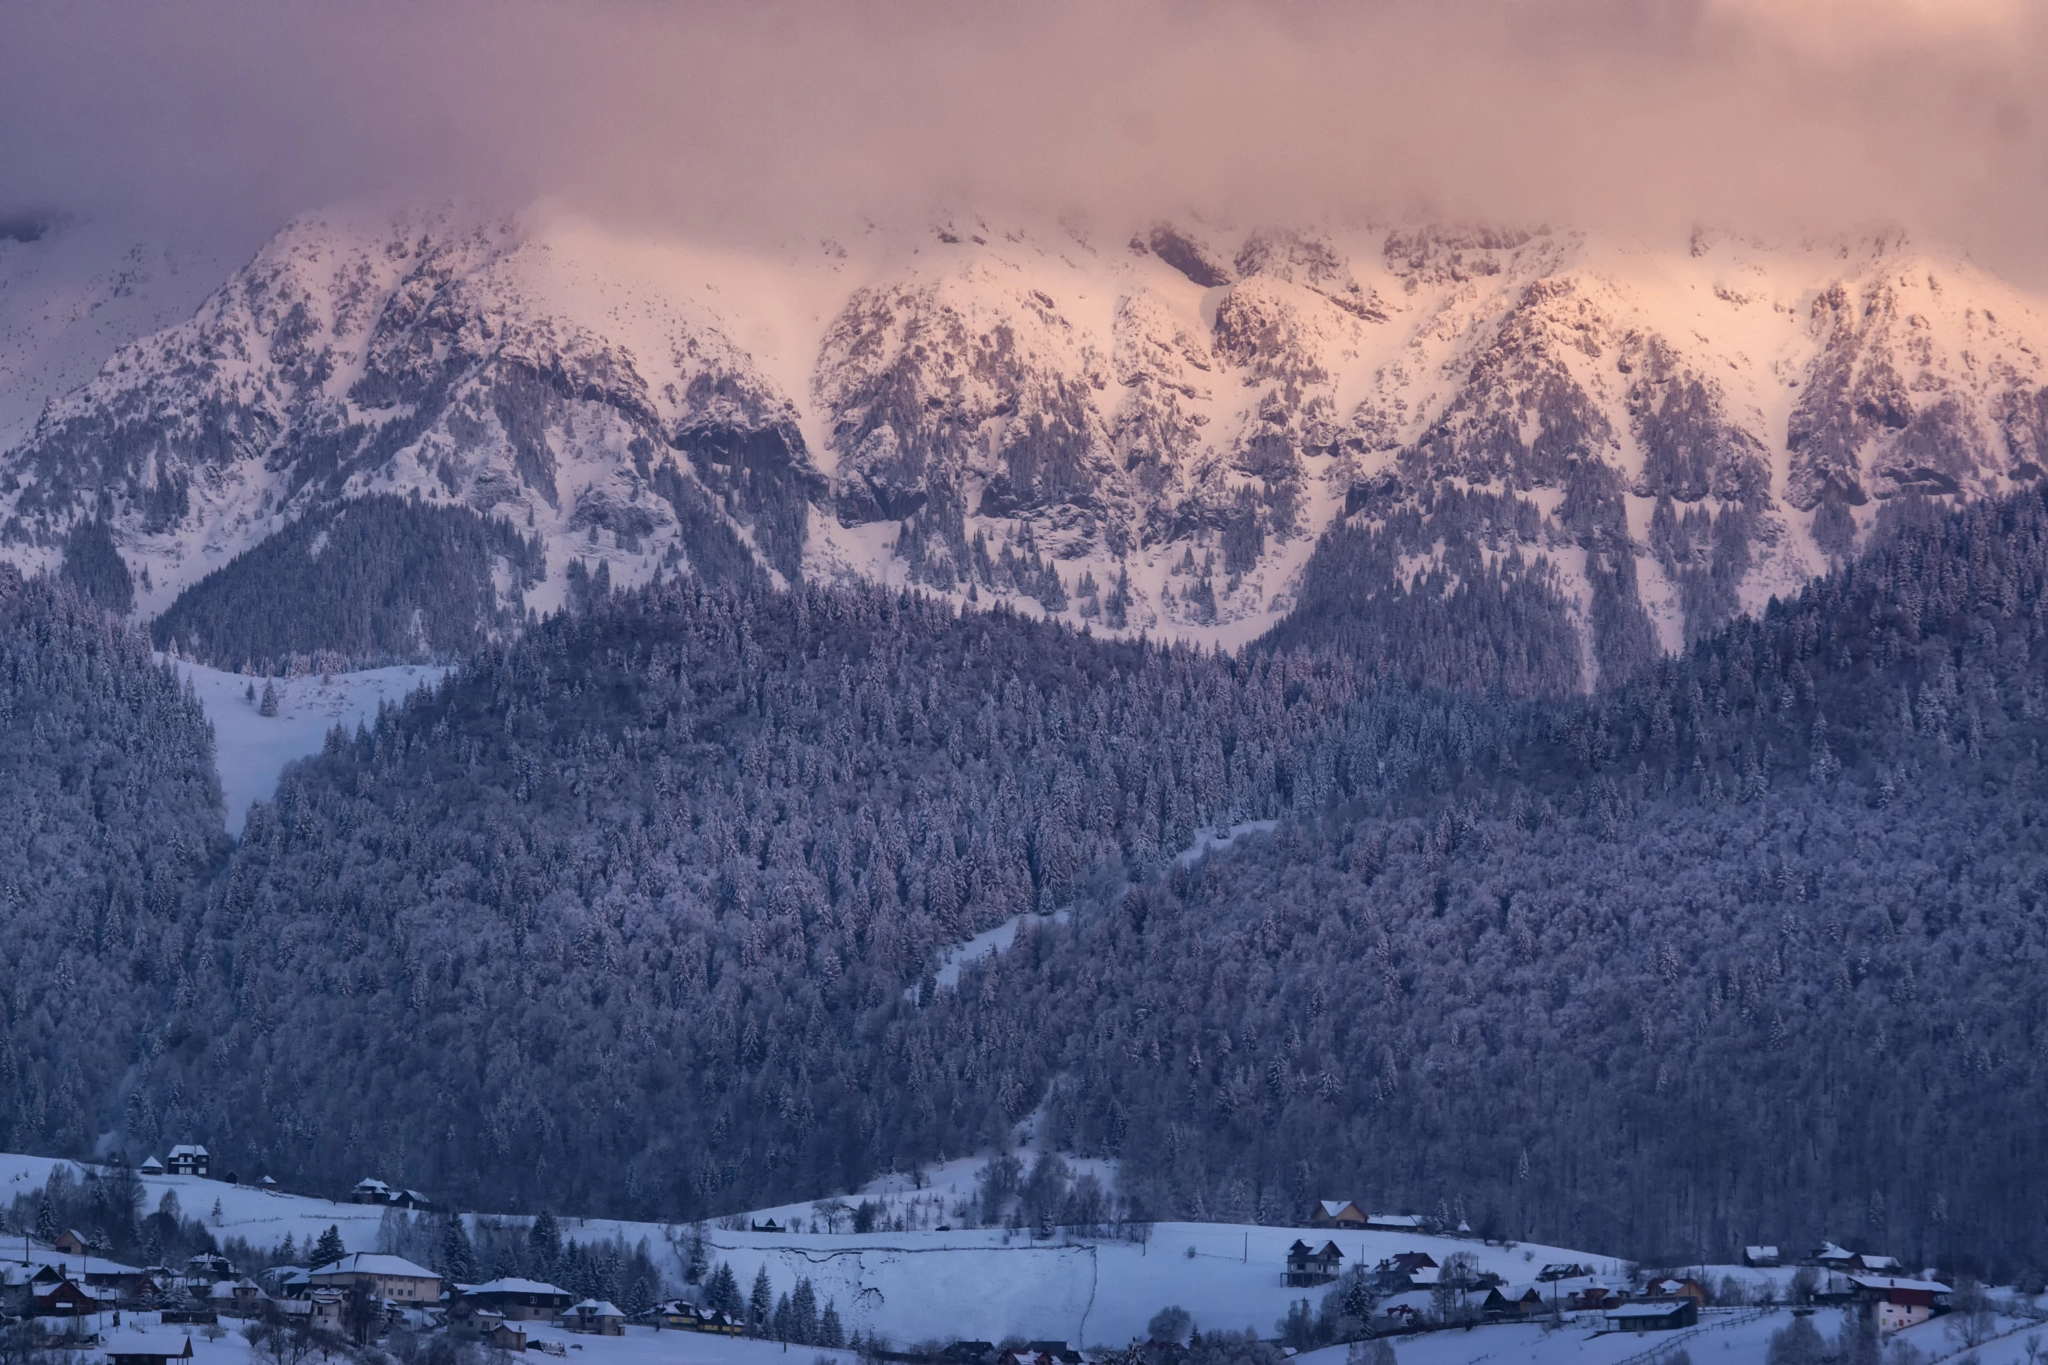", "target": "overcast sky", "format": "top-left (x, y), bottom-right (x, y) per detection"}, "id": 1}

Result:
top-left (4, 0), bottom-right (2044, 273)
